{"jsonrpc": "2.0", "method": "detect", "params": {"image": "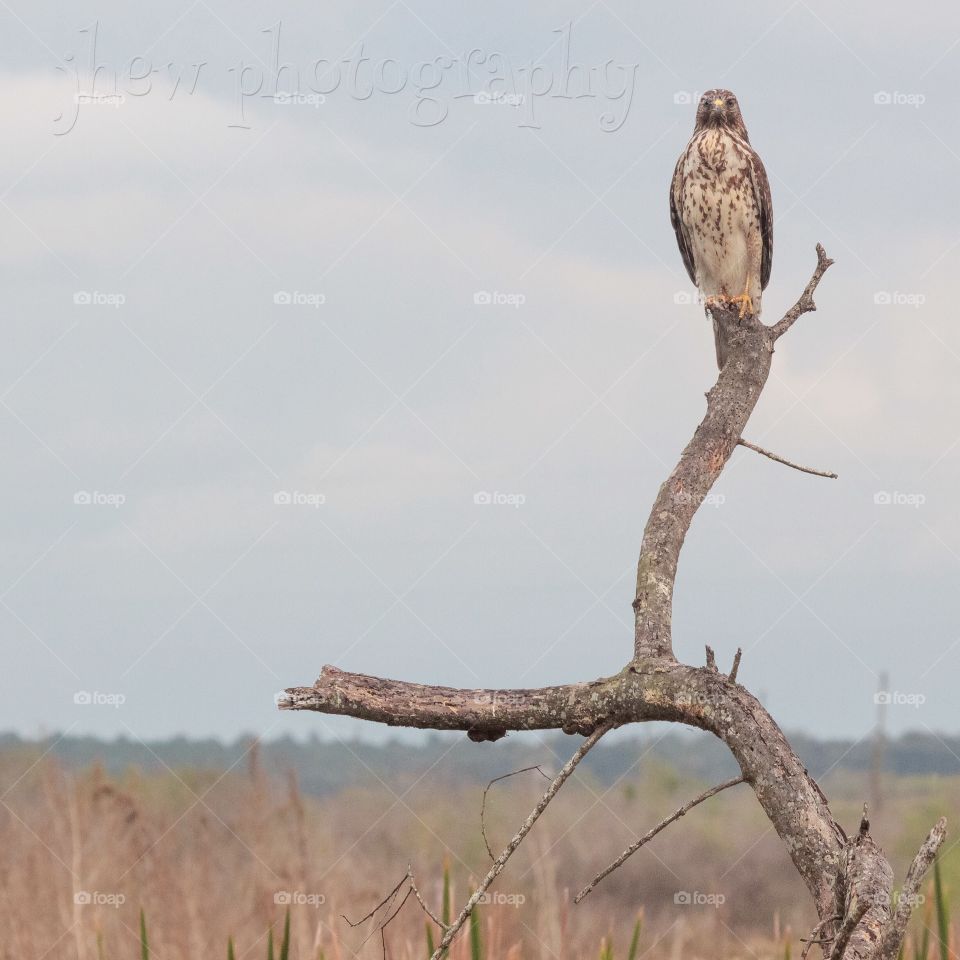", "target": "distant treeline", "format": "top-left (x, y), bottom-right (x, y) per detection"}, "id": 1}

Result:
top-left (1, 728), bottom-right (956, 795)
